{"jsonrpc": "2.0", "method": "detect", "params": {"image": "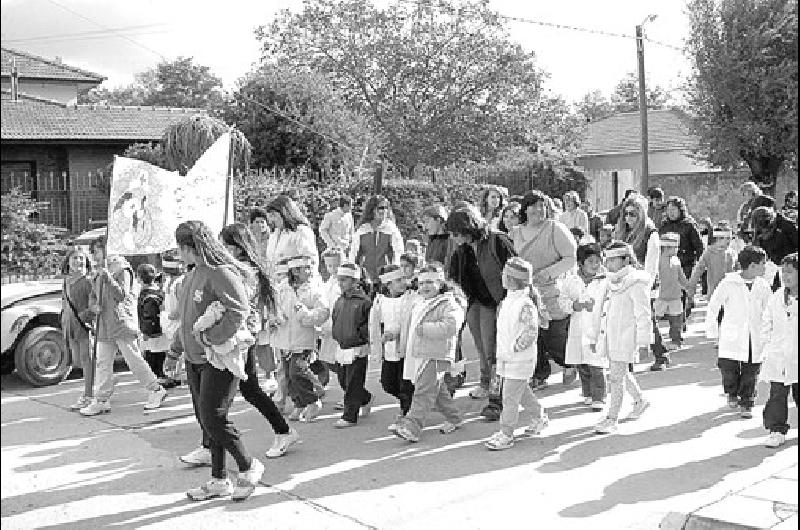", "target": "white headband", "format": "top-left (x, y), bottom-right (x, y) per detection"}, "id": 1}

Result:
top-left (337, 265), bottom-right (361, 279)
top-left (288, 256), bottom-right (312, 268)
top-left (713, 230), bottom-right (732, 238)
top-left (418, 270), bottom-right (445, 283)
top-left (605, 246), bottom-right (632, 259)
top-left (379, 269), bottom-right (406, 283)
